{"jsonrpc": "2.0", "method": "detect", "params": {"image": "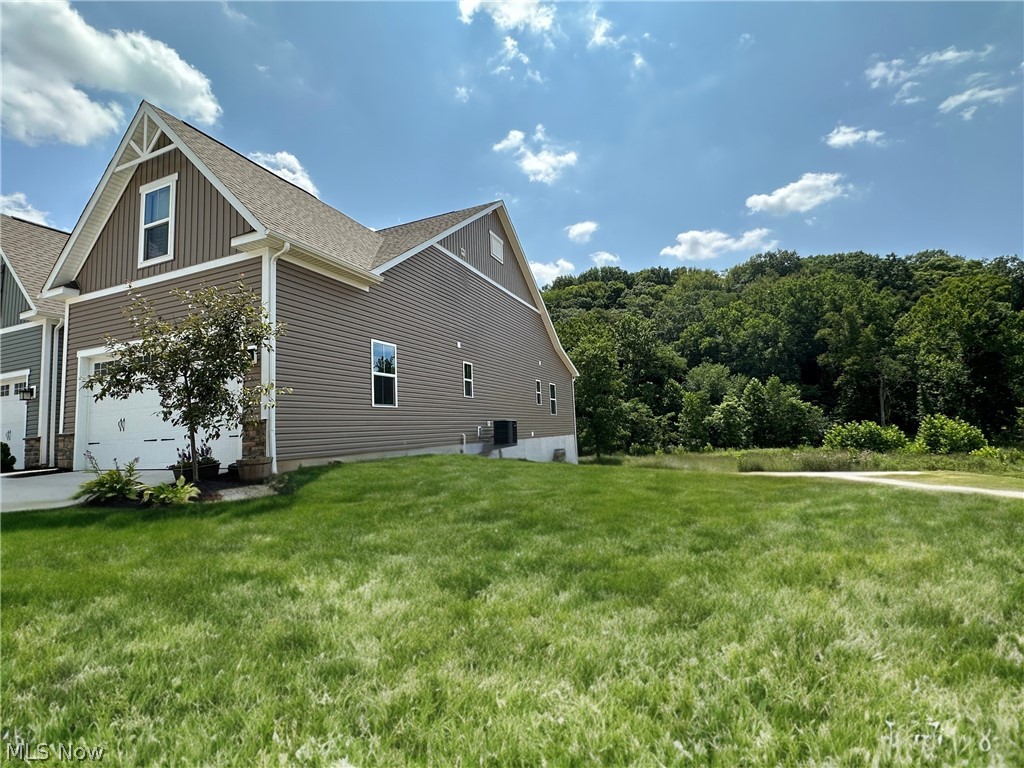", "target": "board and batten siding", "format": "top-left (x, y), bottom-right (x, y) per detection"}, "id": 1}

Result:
top-left (62, 260), bottom-right (261, 432)
top-left (1, 262), bottom-right (31, 328)
top-left (275, 246), bottom-right (574, 462)
top-left (75, 148), bottom-right (253, 293)
top-left (1, 324), bottom-right (43, 436)
top-left (439, 211), bottom-right (534, 303)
